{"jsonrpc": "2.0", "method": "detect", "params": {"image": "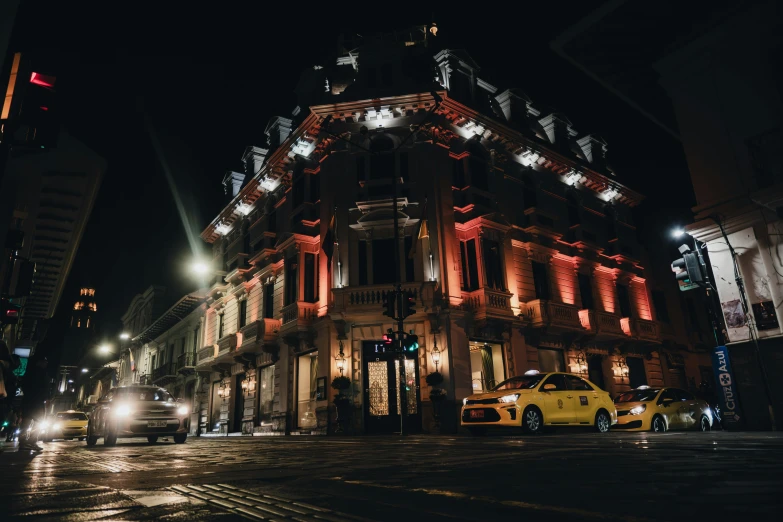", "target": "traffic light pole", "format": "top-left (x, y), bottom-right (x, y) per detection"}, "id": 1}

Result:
top-left (391, 149), bottom-right (407, 437)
